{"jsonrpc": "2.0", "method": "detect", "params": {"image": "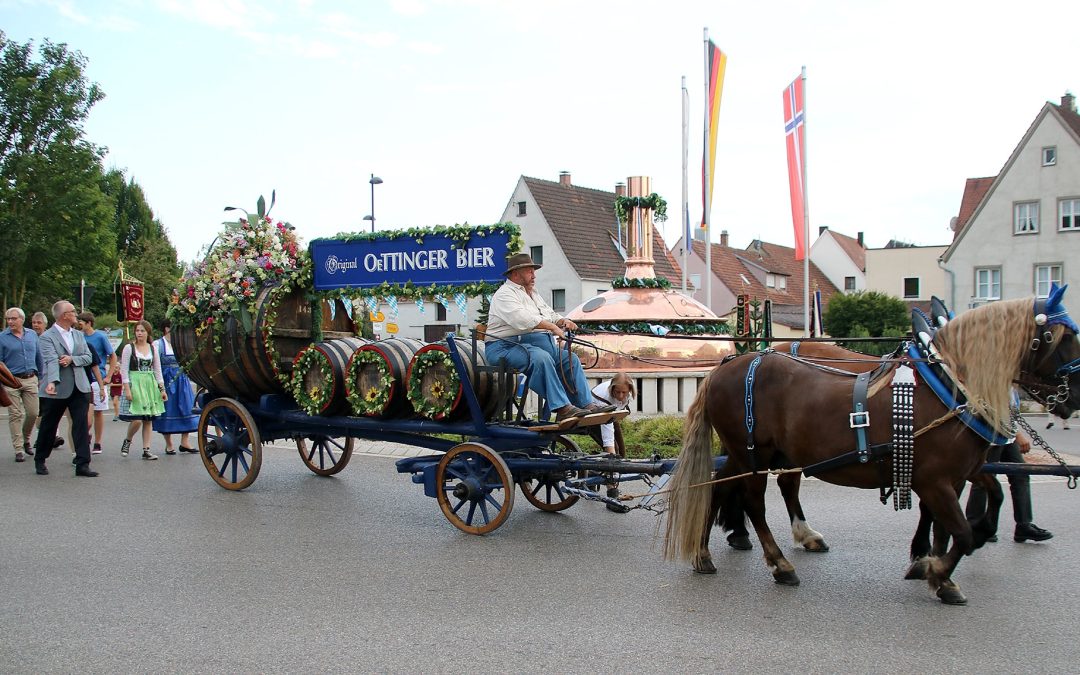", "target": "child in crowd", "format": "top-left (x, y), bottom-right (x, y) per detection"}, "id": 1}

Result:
top-left (109, 368), bottom-right (123, 421)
